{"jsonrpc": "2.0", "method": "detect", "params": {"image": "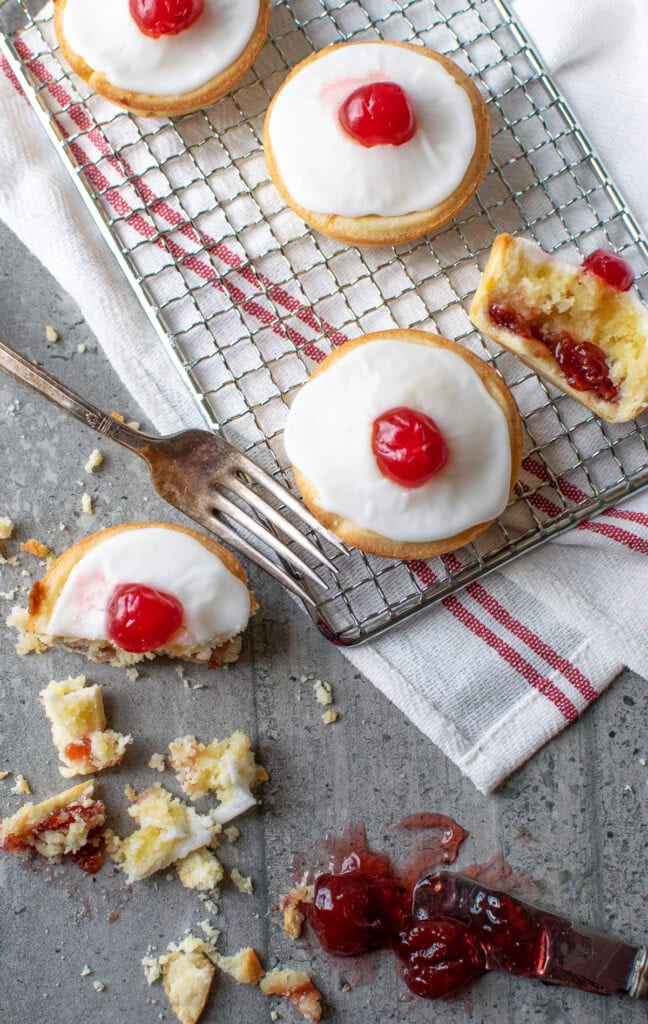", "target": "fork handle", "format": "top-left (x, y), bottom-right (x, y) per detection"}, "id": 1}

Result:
top-left (0, 337), bottom-right (154, 454)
